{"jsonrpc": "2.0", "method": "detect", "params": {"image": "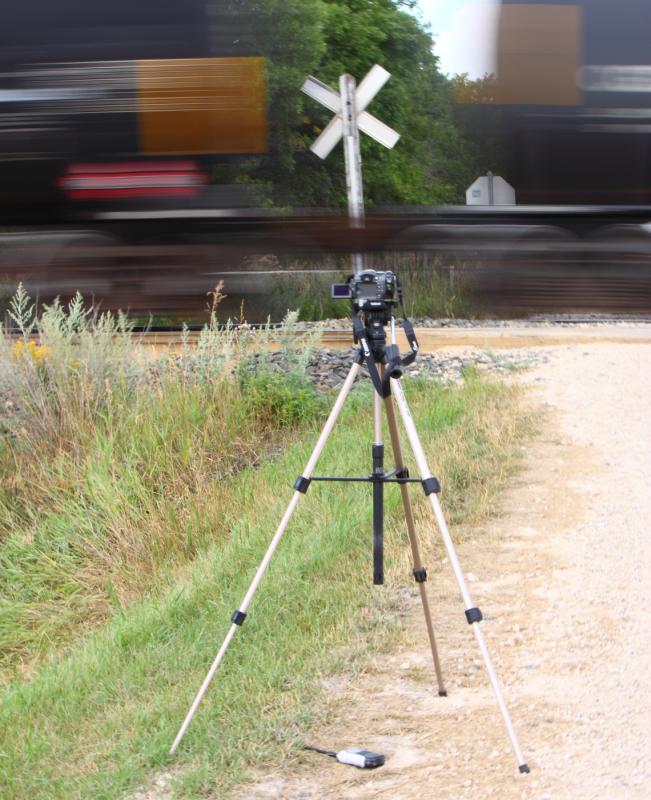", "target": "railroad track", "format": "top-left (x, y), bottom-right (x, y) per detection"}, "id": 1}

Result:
top-left (9, 318), bottom-right (651, 352)
top-left (134, 320), bottom-right (651, 352)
